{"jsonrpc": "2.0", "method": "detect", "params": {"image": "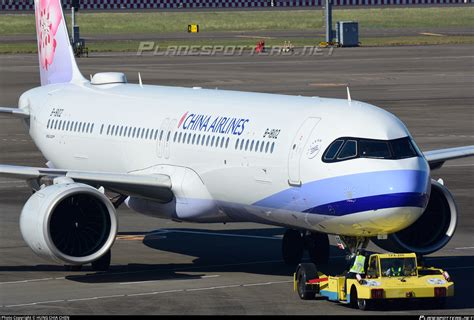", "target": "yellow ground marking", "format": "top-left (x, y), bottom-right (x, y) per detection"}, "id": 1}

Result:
top-left (116, 235), bottom-right (145, 241)
top-left (419, 32), bottom-right (445, 37)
